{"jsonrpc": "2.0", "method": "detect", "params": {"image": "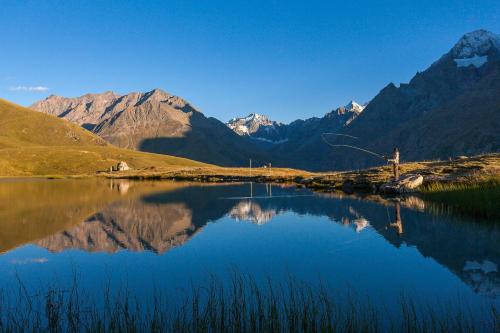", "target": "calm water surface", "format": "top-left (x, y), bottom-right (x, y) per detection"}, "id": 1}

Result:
top-left (0, 179), bottom-right (498, 315)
